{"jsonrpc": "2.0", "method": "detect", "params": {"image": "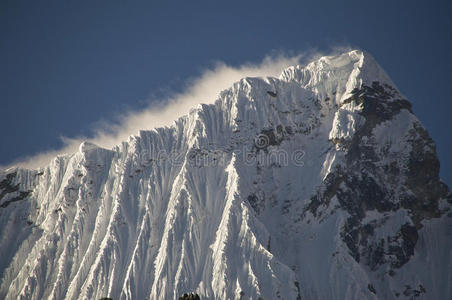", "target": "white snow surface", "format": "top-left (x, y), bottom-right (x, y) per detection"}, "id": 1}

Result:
top-left (0, 50), bottom-right (451, 300)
